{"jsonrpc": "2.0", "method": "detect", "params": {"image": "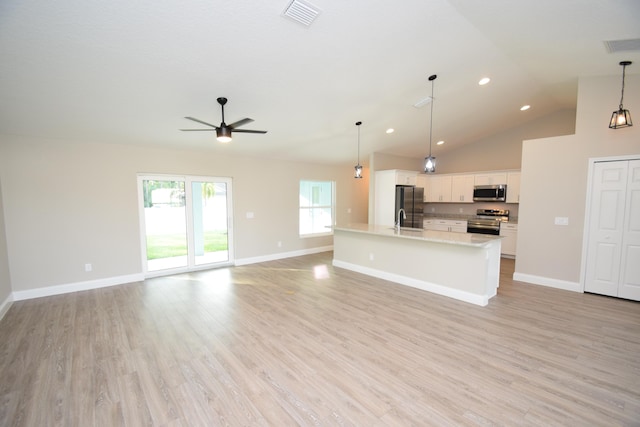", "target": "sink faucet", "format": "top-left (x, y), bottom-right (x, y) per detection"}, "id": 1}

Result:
top-left (396, 208), bottom-right (406, 231)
